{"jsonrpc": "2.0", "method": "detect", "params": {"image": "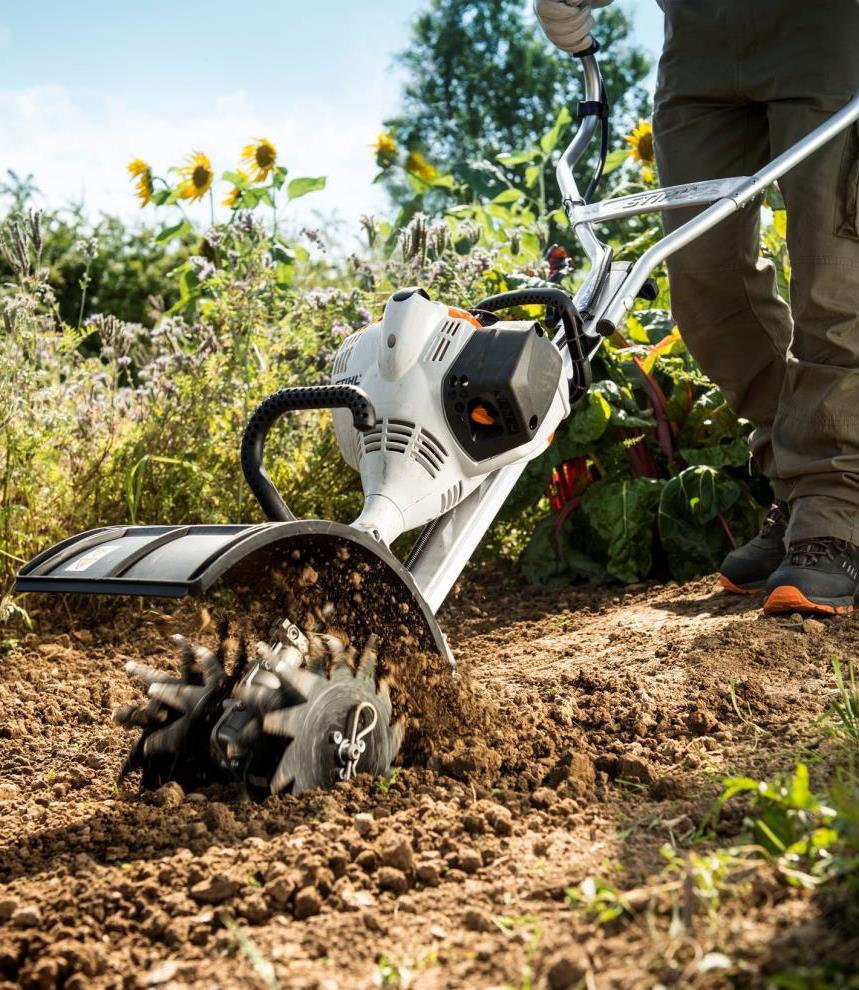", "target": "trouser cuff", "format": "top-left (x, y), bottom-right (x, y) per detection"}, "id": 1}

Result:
top-left (785, 495), bottom-right (859, 546)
